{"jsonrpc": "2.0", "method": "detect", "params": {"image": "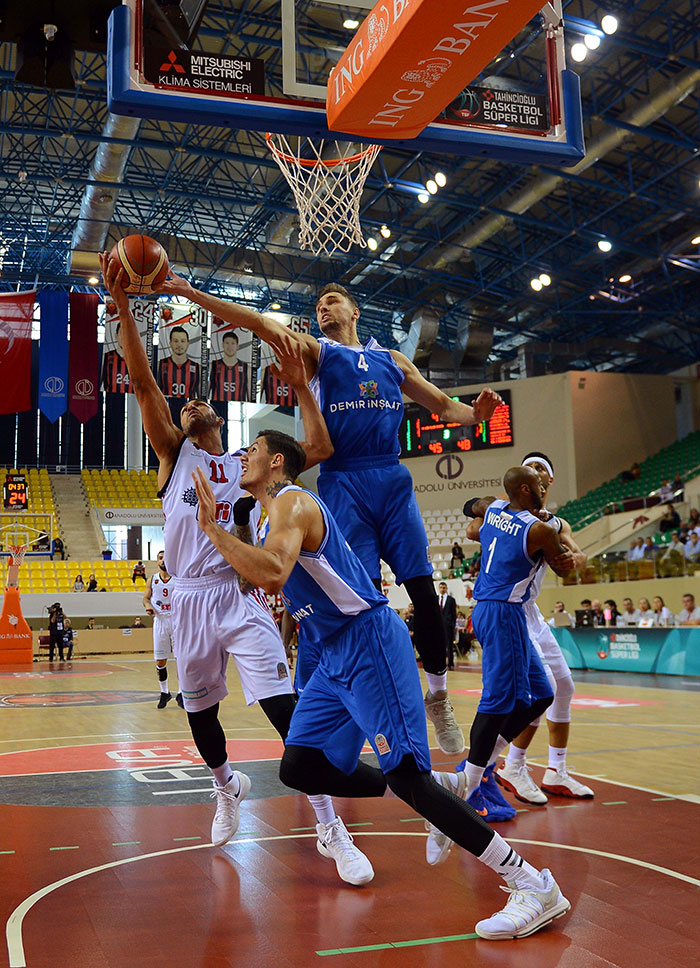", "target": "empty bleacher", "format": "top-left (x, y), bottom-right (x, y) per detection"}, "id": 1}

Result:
top-left (18, 558), bottom-right (152, 595)
top-left (81, 469), bottom-right (160, 508)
